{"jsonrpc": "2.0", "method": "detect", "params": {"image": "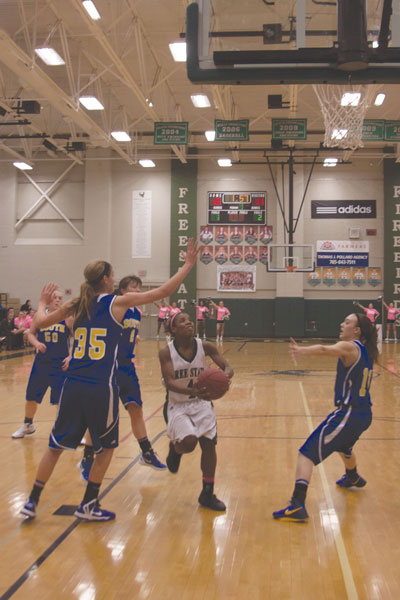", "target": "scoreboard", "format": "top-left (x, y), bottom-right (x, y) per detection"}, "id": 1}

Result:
top-left (208, 191), bottom-right (266, 225)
